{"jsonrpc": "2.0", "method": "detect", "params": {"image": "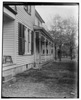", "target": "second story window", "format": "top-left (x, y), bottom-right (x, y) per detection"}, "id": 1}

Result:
top-left (24, 5), bottom-right (31, 15)
top-left (38, 21), bottom-right (40, 27)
